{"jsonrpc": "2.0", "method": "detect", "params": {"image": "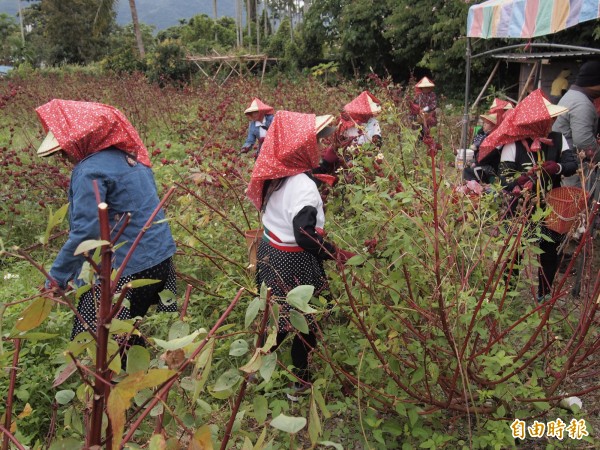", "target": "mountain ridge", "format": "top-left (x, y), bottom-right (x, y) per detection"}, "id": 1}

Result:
top-left (0, 0), bottom-right (236, 31)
